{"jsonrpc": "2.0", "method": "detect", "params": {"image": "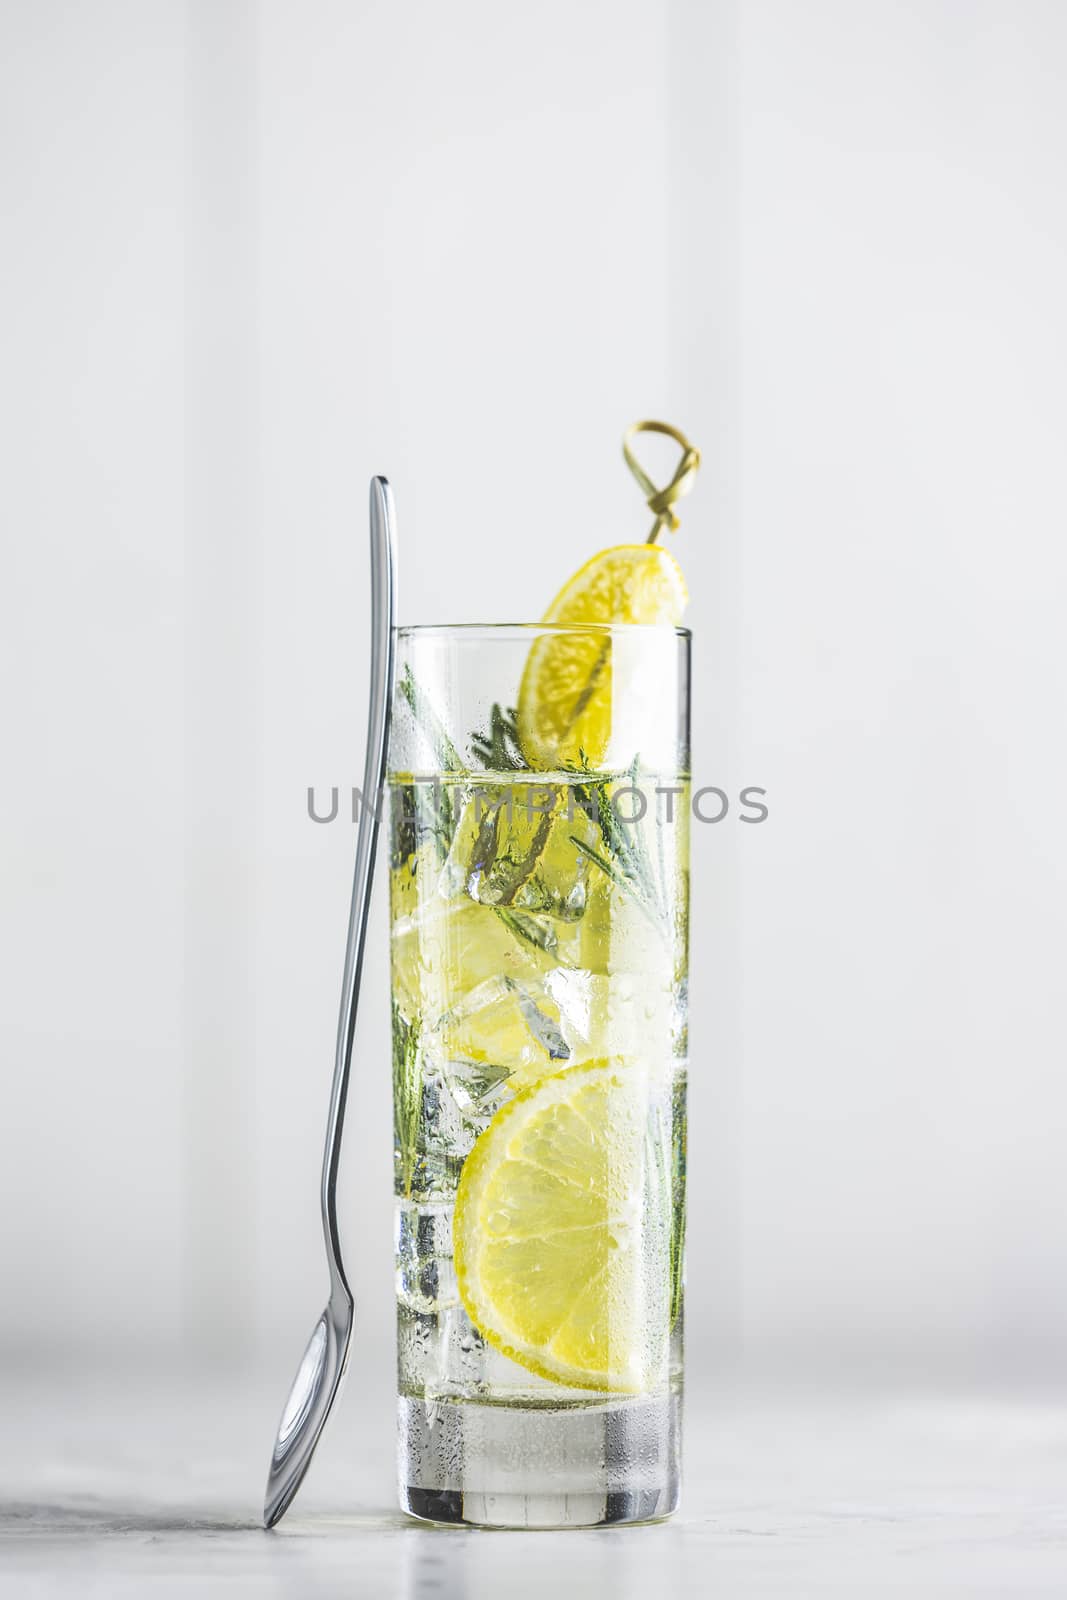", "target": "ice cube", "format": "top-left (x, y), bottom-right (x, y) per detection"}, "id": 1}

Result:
top-left (440, 782), bottom-right (598, 922)
top-left (435, 974), bottom-right (572, 1086)
top-left (390, 886), bottom-right (559, 1033)
top-left (546, 965), bottom-right (677, 1070)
